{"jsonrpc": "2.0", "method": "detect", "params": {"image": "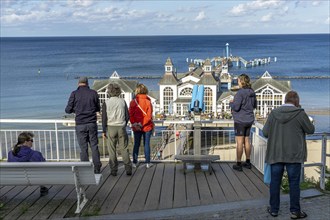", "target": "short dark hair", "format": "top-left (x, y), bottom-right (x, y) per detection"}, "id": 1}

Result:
top-left (107, 83), bottom-right (121, 97)
top-left (285, 90), bottom-right (300, 107)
